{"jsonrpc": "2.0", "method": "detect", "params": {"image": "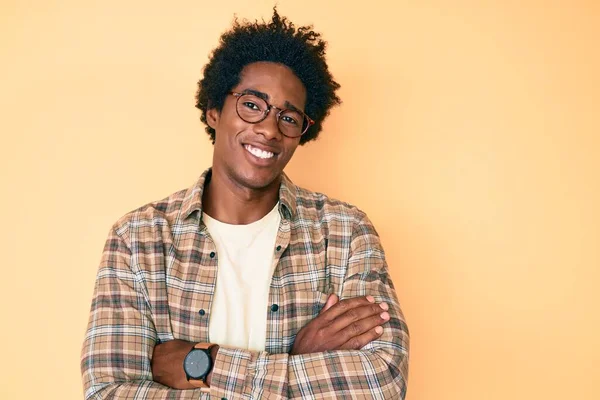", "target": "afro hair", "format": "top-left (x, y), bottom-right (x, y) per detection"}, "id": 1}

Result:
top-left (195, 8), bottom-right (341, 145)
